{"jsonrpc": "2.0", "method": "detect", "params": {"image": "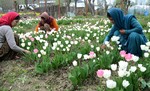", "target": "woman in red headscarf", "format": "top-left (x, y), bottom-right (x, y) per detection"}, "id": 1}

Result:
top-left (0, 12), bottom-right (30, 61)
top-left (35, 12), bottom-right (59, 33)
